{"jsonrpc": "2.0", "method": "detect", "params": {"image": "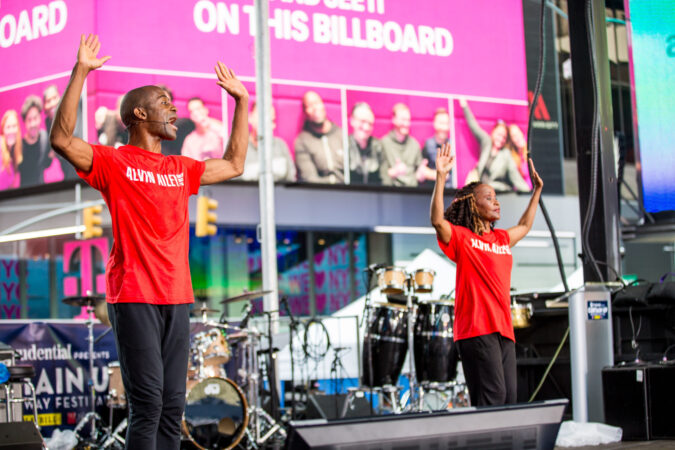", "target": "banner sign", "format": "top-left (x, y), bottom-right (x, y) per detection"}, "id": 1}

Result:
top-left (0, 321), bottom-right (117, 433)
top-left (2, 0), bottom-right (527, 101)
